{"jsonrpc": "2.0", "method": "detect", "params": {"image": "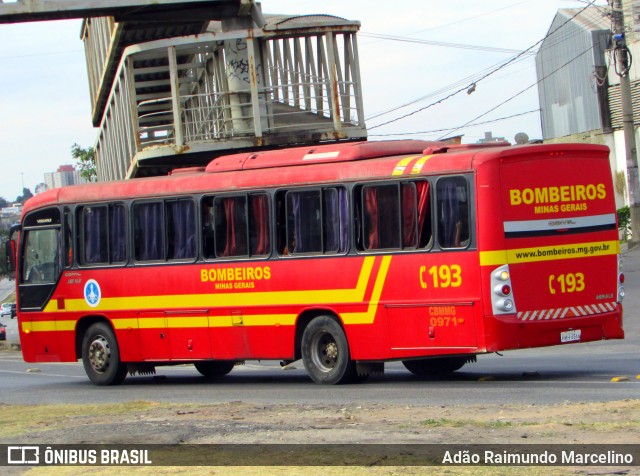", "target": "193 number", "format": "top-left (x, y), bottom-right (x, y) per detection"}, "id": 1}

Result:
top-left (548, 273), bottom-right (585, 294)
top-left (420, 264), bottom-right (462, 289)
